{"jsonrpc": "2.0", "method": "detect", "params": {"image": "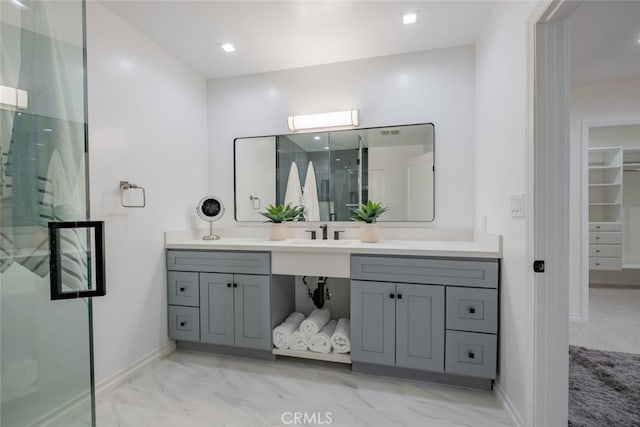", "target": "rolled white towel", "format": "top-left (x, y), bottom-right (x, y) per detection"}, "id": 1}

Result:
top-left (300, 307), bottom-right (331, 340)
top-left (308, 320), bottom-right (338, 353)
top-left (272, 312), bottom-right (305, 349)
top-left (290, 327), bottom-right (309, 351)
top-left (331, 318), bottom-right (351, 354)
